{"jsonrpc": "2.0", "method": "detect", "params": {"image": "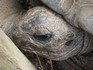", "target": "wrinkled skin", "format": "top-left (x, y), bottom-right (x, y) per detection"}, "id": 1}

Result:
top-left (0, 0), bottom-right (93, 61)
top-left (12, 7), bottom-right (85, 60)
